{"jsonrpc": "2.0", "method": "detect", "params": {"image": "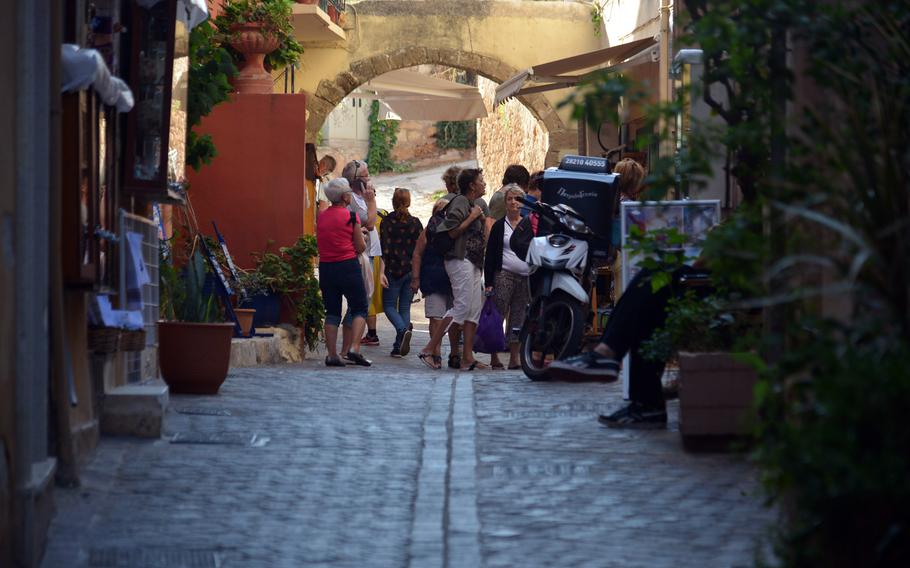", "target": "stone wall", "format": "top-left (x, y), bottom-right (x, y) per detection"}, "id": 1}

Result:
top-left (392, 120), bottom-right (438, 162)
top-left (476, 76), bottom-right (548, 186)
